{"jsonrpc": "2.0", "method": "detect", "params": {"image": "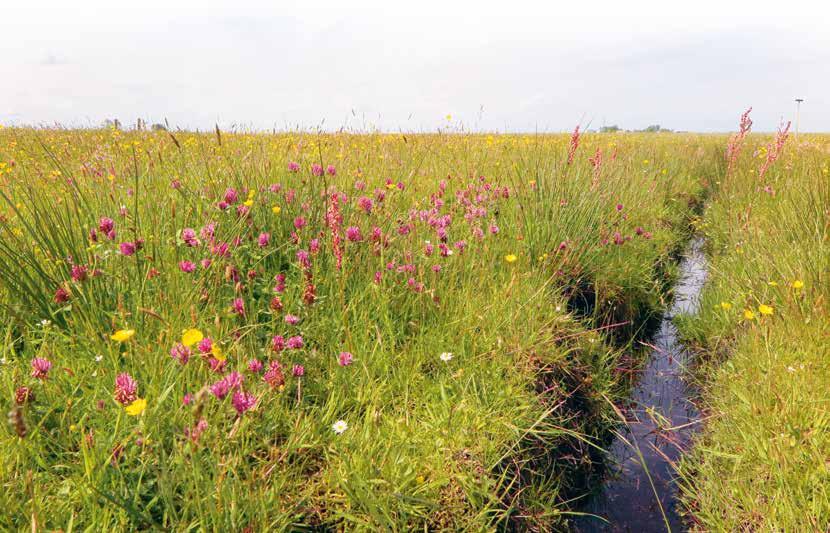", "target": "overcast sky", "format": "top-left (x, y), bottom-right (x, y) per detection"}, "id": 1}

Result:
top-left (2, 0), bottom-right (829, 132)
